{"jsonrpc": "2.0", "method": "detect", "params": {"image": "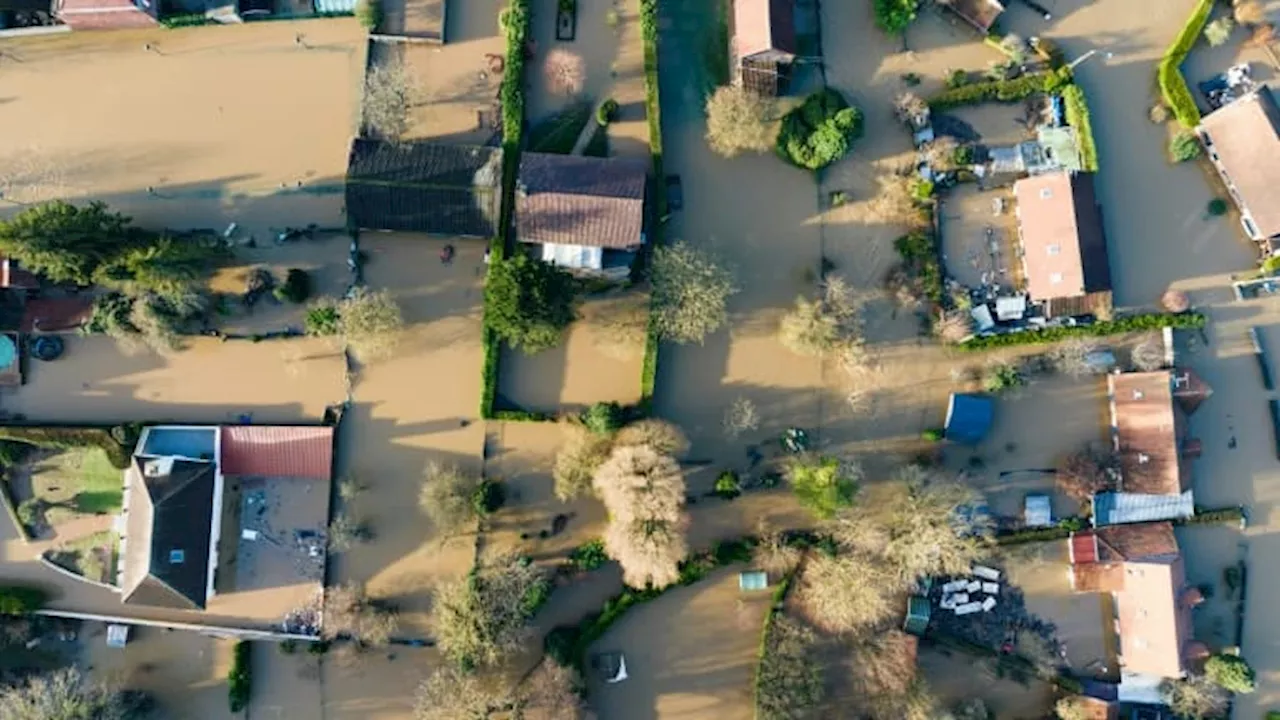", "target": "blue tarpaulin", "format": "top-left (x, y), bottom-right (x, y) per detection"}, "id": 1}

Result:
top-left (944, 393), bottom-right (994, 445)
